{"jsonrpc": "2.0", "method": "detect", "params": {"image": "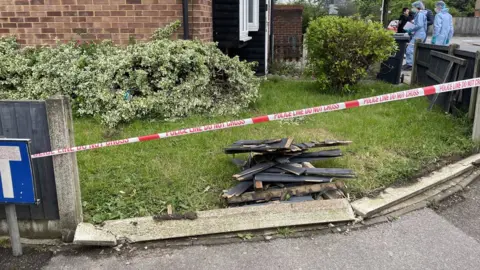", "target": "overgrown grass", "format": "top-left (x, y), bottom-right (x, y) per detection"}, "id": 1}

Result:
top-left (75, 79), bottom-right (475, 223)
